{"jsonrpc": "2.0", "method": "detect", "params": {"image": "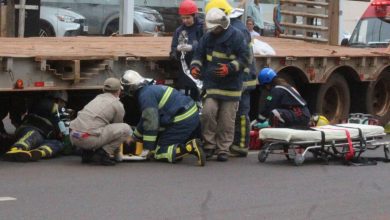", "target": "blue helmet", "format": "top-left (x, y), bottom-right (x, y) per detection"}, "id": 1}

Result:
top-left (258, 68), bottom-right (277, 85)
